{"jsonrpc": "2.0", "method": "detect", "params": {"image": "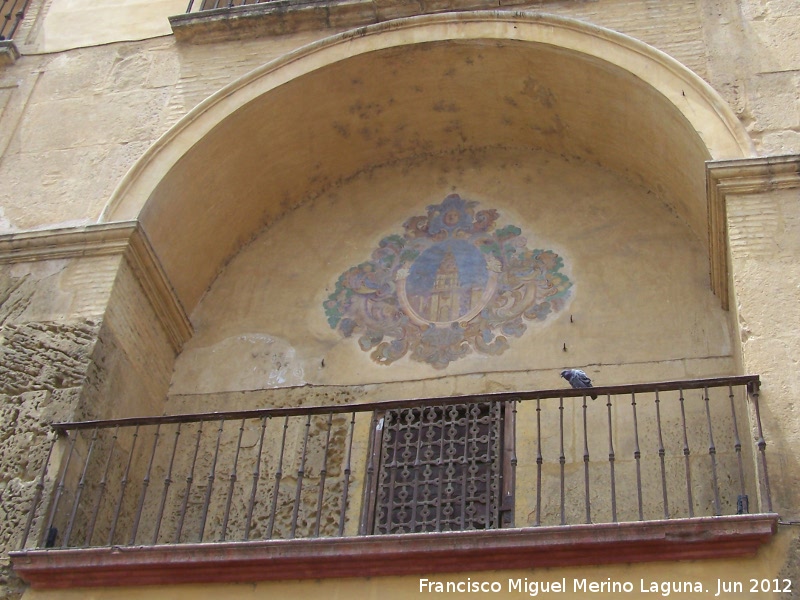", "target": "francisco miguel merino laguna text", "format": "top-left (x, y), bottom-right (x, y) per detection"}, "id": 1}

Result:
top-left (418, 577), bottom-right (740, 596)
